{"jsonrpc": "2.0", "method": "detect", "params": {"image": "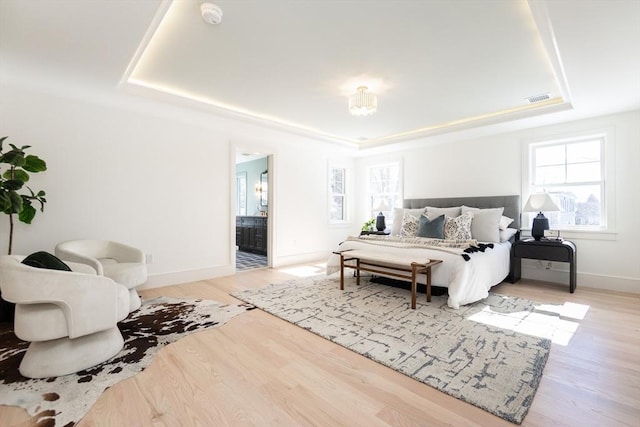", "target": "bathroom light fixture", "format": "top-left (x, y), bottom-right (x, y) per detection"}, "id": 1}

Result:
top-left (349, 86), bottom-right (377, 116)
